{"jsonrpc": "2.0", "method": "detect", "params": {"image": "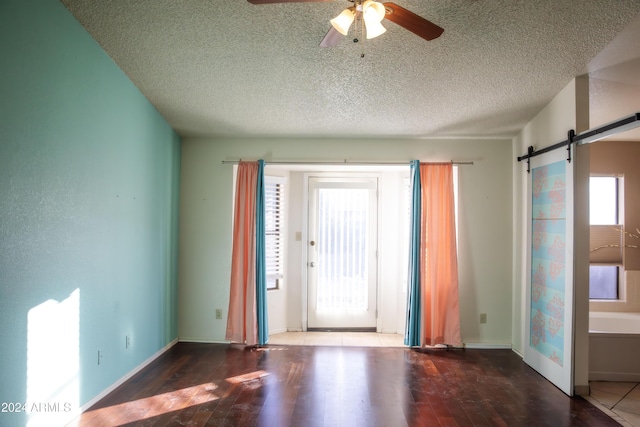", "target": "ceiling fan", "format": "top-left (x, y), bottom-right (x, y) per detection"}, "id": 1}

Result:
top-left (247, 0), bottom-right (444, 47)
